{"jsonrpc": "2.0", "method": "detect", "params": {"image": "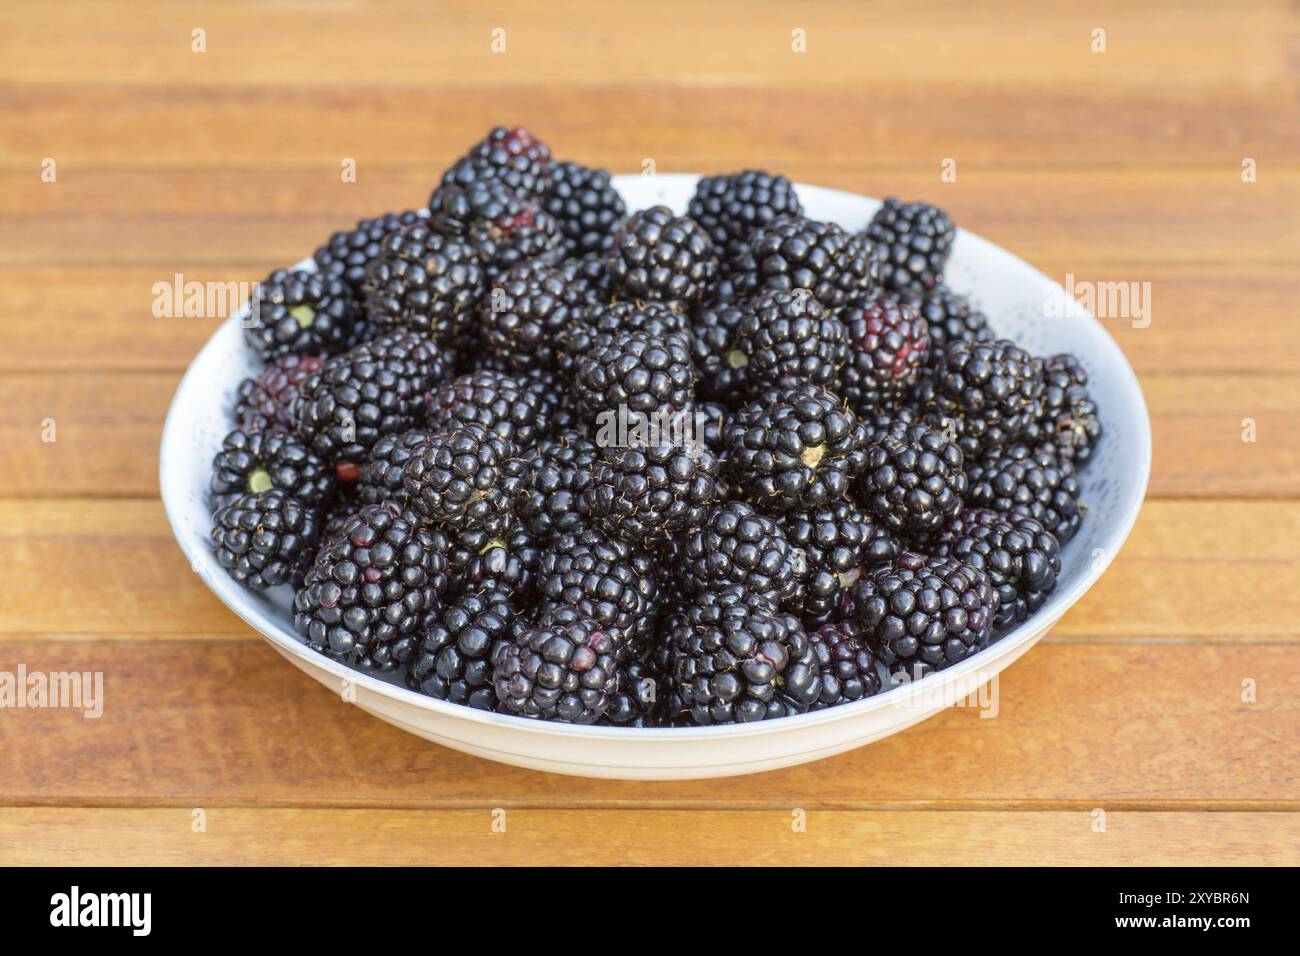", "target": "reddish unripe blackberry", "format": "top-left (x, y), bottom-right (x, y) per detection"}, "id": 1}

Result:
top-left (839, 296), bottom-right (930, 414)
top-left (865, 198), bottom-right (956, 294)
top-left (607, 205), bottom-right (718, 304)
top-left (233, 353), bottom-right (325, 433)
